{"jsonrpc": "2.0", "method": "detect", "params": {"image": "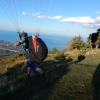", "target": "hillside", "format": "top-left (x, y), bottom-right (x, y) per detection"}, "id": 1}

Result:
top-left (0, 40), bottom-right (23, 59)
top-left (0, 49), bottom-right (100, 100)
